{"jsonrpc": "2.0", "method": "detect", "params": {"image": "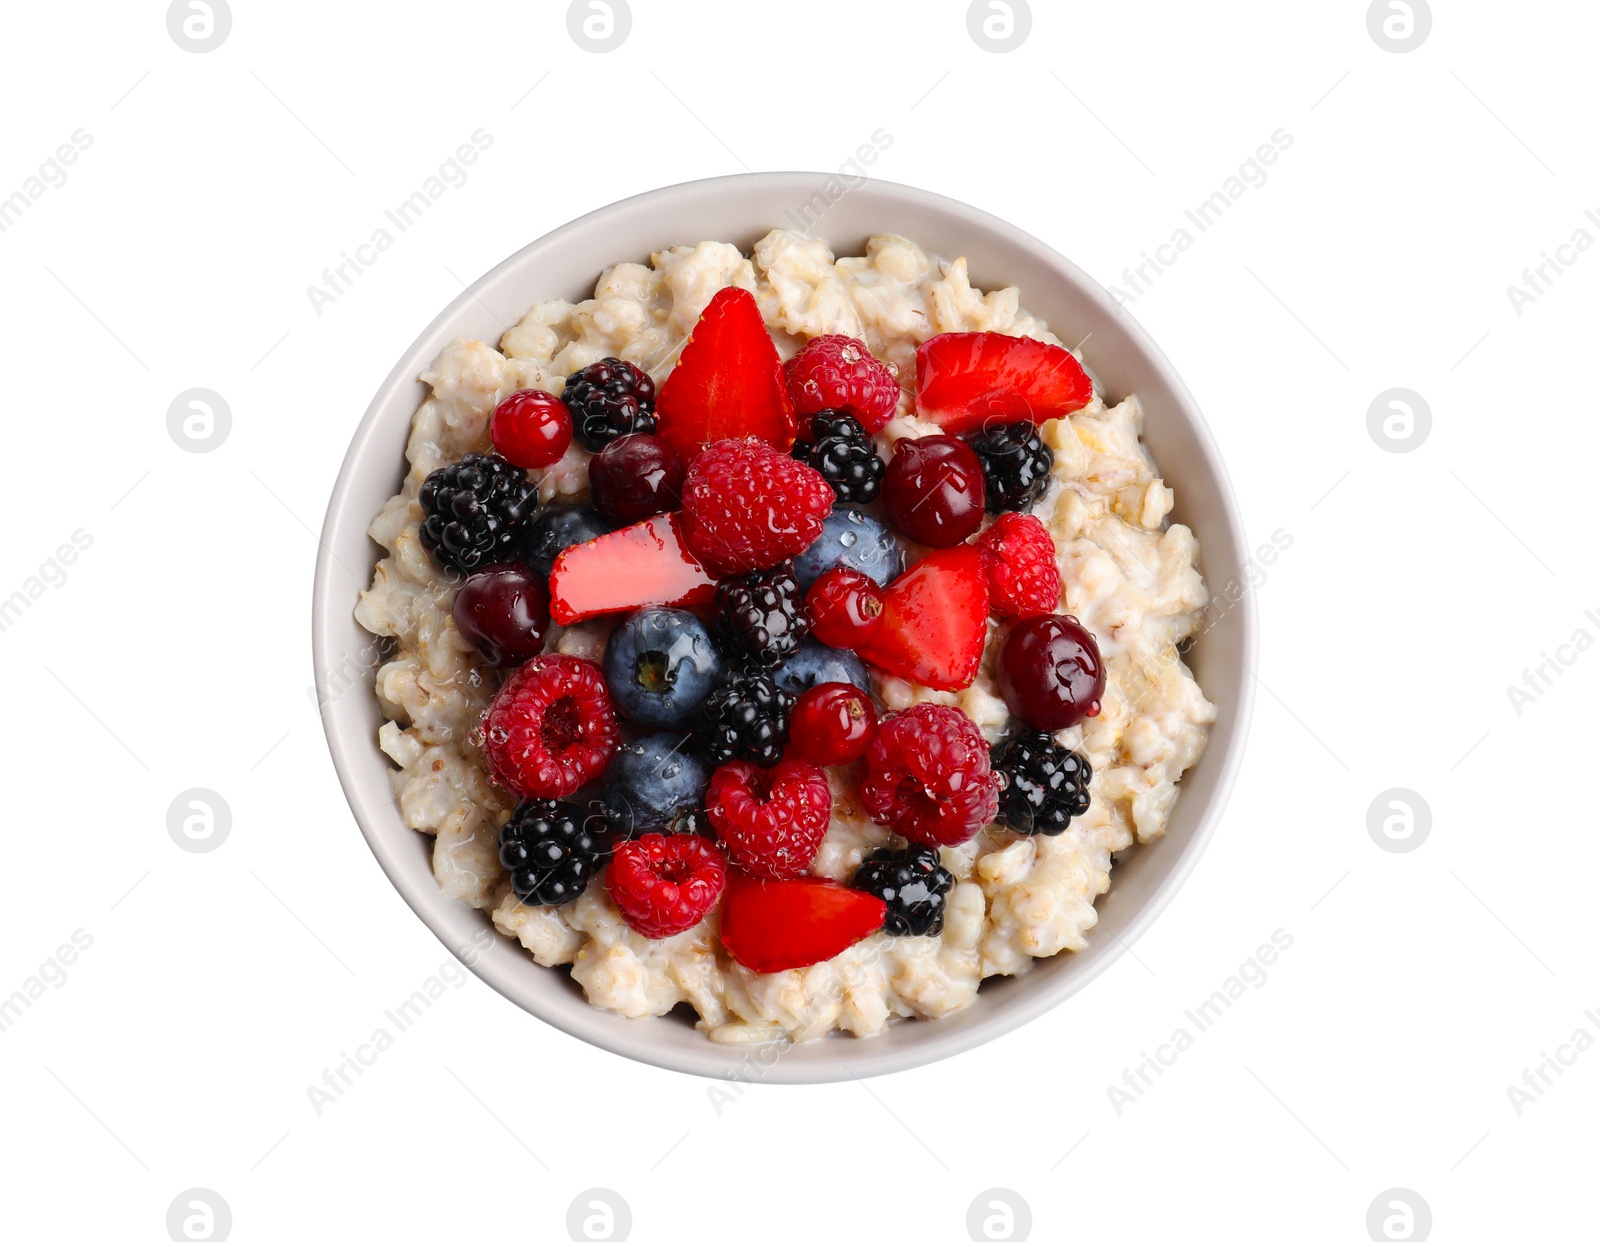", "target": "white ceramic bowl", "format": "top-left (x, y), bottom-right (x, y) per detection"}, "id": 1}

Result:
top-left (313, 173), bottom-right (1255, 1082)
